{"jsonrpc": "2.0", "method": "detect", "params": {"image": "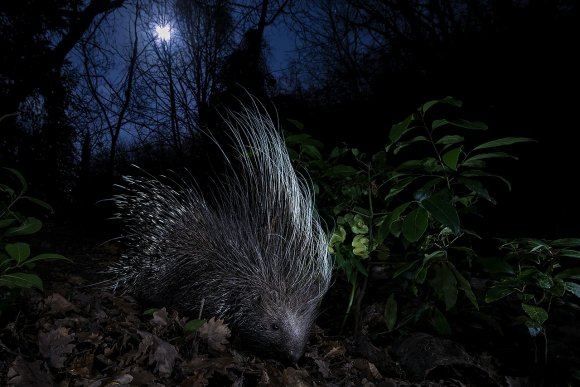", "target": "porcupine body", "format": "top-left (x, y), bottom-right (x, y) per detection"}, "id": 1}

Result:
top-left (111, 102), bottom-right (332, 362)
